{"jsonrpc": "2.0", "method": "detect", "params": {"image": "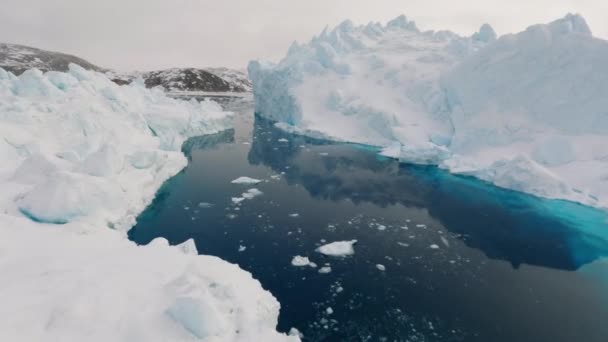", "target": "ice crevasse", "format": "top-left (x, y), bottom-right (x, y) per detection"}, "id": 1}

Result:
top-left (0, 64), bottom-right (299, 341)
top-left (249, 13), bottom-right (608, 209)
